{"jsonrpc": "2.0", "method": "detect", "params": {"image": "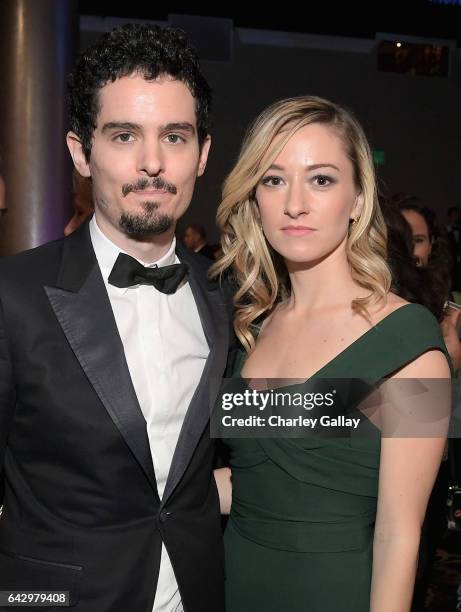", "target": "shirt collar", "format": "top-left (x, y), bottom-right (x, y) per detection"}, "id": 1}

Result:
top-left (89, 215), bottom-right (177, 293)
